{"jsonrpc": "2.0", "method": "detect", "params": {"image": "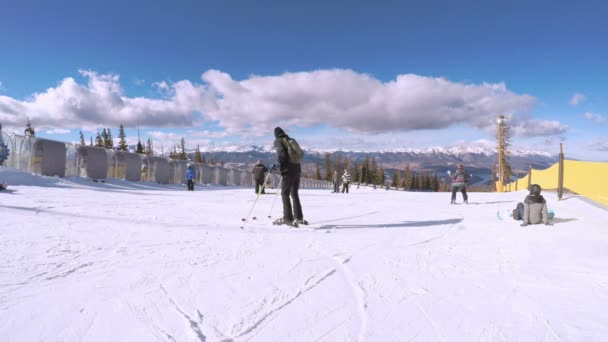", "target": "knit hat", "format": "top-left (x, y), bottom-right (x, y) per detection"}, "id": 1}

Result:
top-left (274, 127), bottom-right (285, 138)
